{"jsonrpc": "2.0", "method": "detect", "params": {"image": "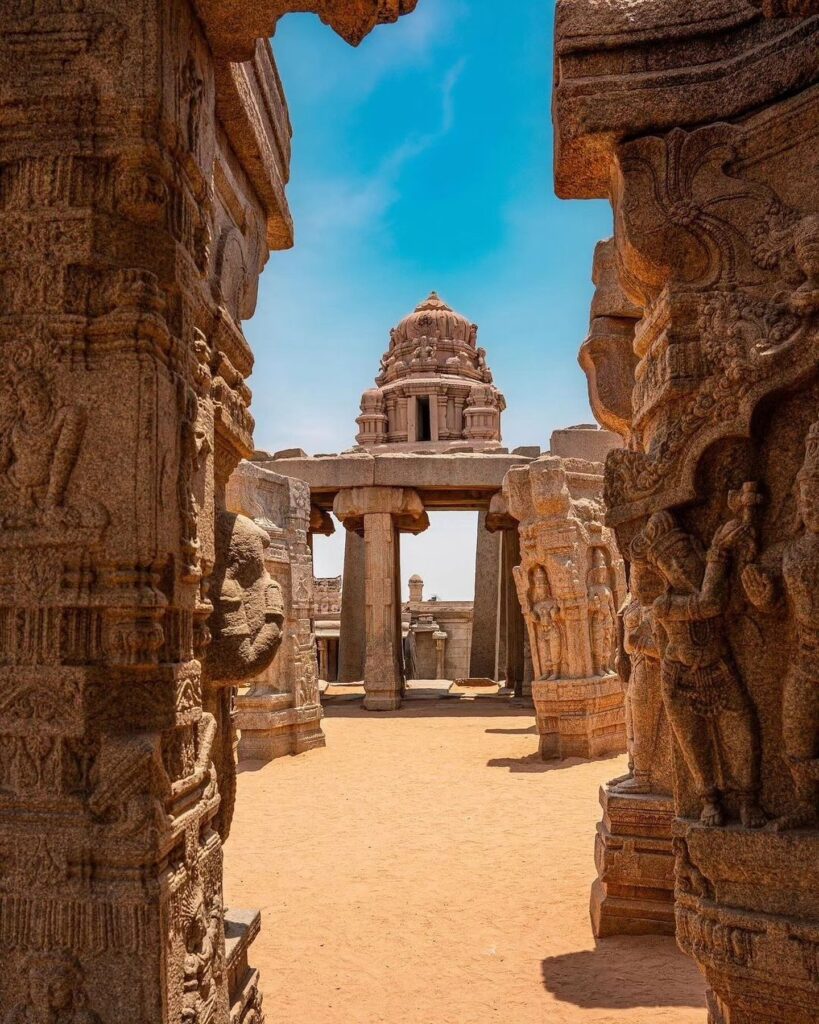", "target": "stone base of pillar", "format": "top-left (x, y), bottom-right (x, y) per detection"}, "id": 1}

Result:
top-left (226, 909), bottom-right (266, 1023)
top-left (236, 693), bottom-right (326, 762)
top-left (589, 786), bottom-right (675, 938)
top-left (363, 691), bottom-right (402, 711)
top-left (674, 823), bottom-right (819, 1024)
top-left (532, 672), bottom-right (625, 759)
